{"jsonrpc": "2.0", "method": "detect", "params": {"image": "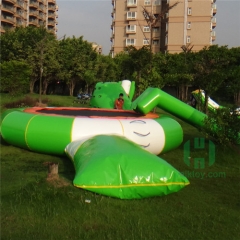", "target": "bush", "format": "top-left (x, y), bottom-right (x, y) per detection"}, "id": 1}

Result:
top-left (201, 107), bottom-right (240, 146)
top-left (0, 60), bottom-right (31, 96)
top-left (4, 96), bottom-right (49, 109)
